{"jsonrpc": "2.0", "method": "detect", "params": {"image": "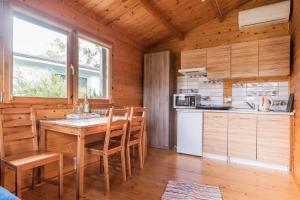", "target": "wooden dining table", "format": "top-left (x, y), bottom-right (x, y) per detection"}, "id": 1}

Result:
top-left (39, 117), bottom-right (116, 200)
